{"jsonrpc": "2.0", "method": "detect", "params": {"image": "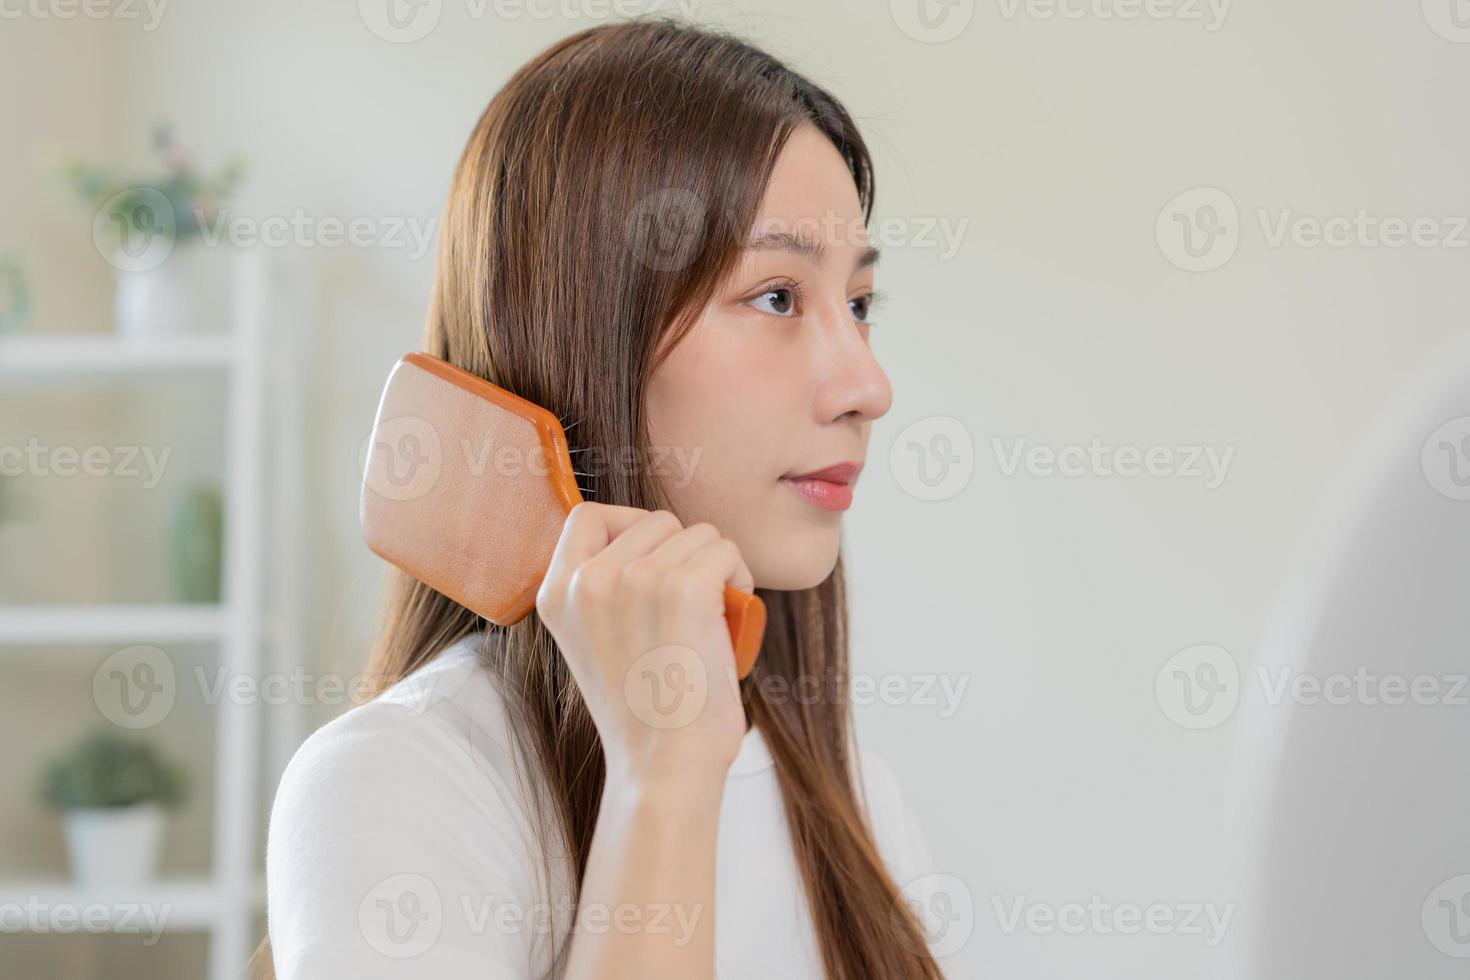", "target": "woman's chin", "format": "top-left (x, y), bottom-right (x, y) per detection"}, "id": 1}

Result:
top-left (748, 523), bottom-right (841, 591)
